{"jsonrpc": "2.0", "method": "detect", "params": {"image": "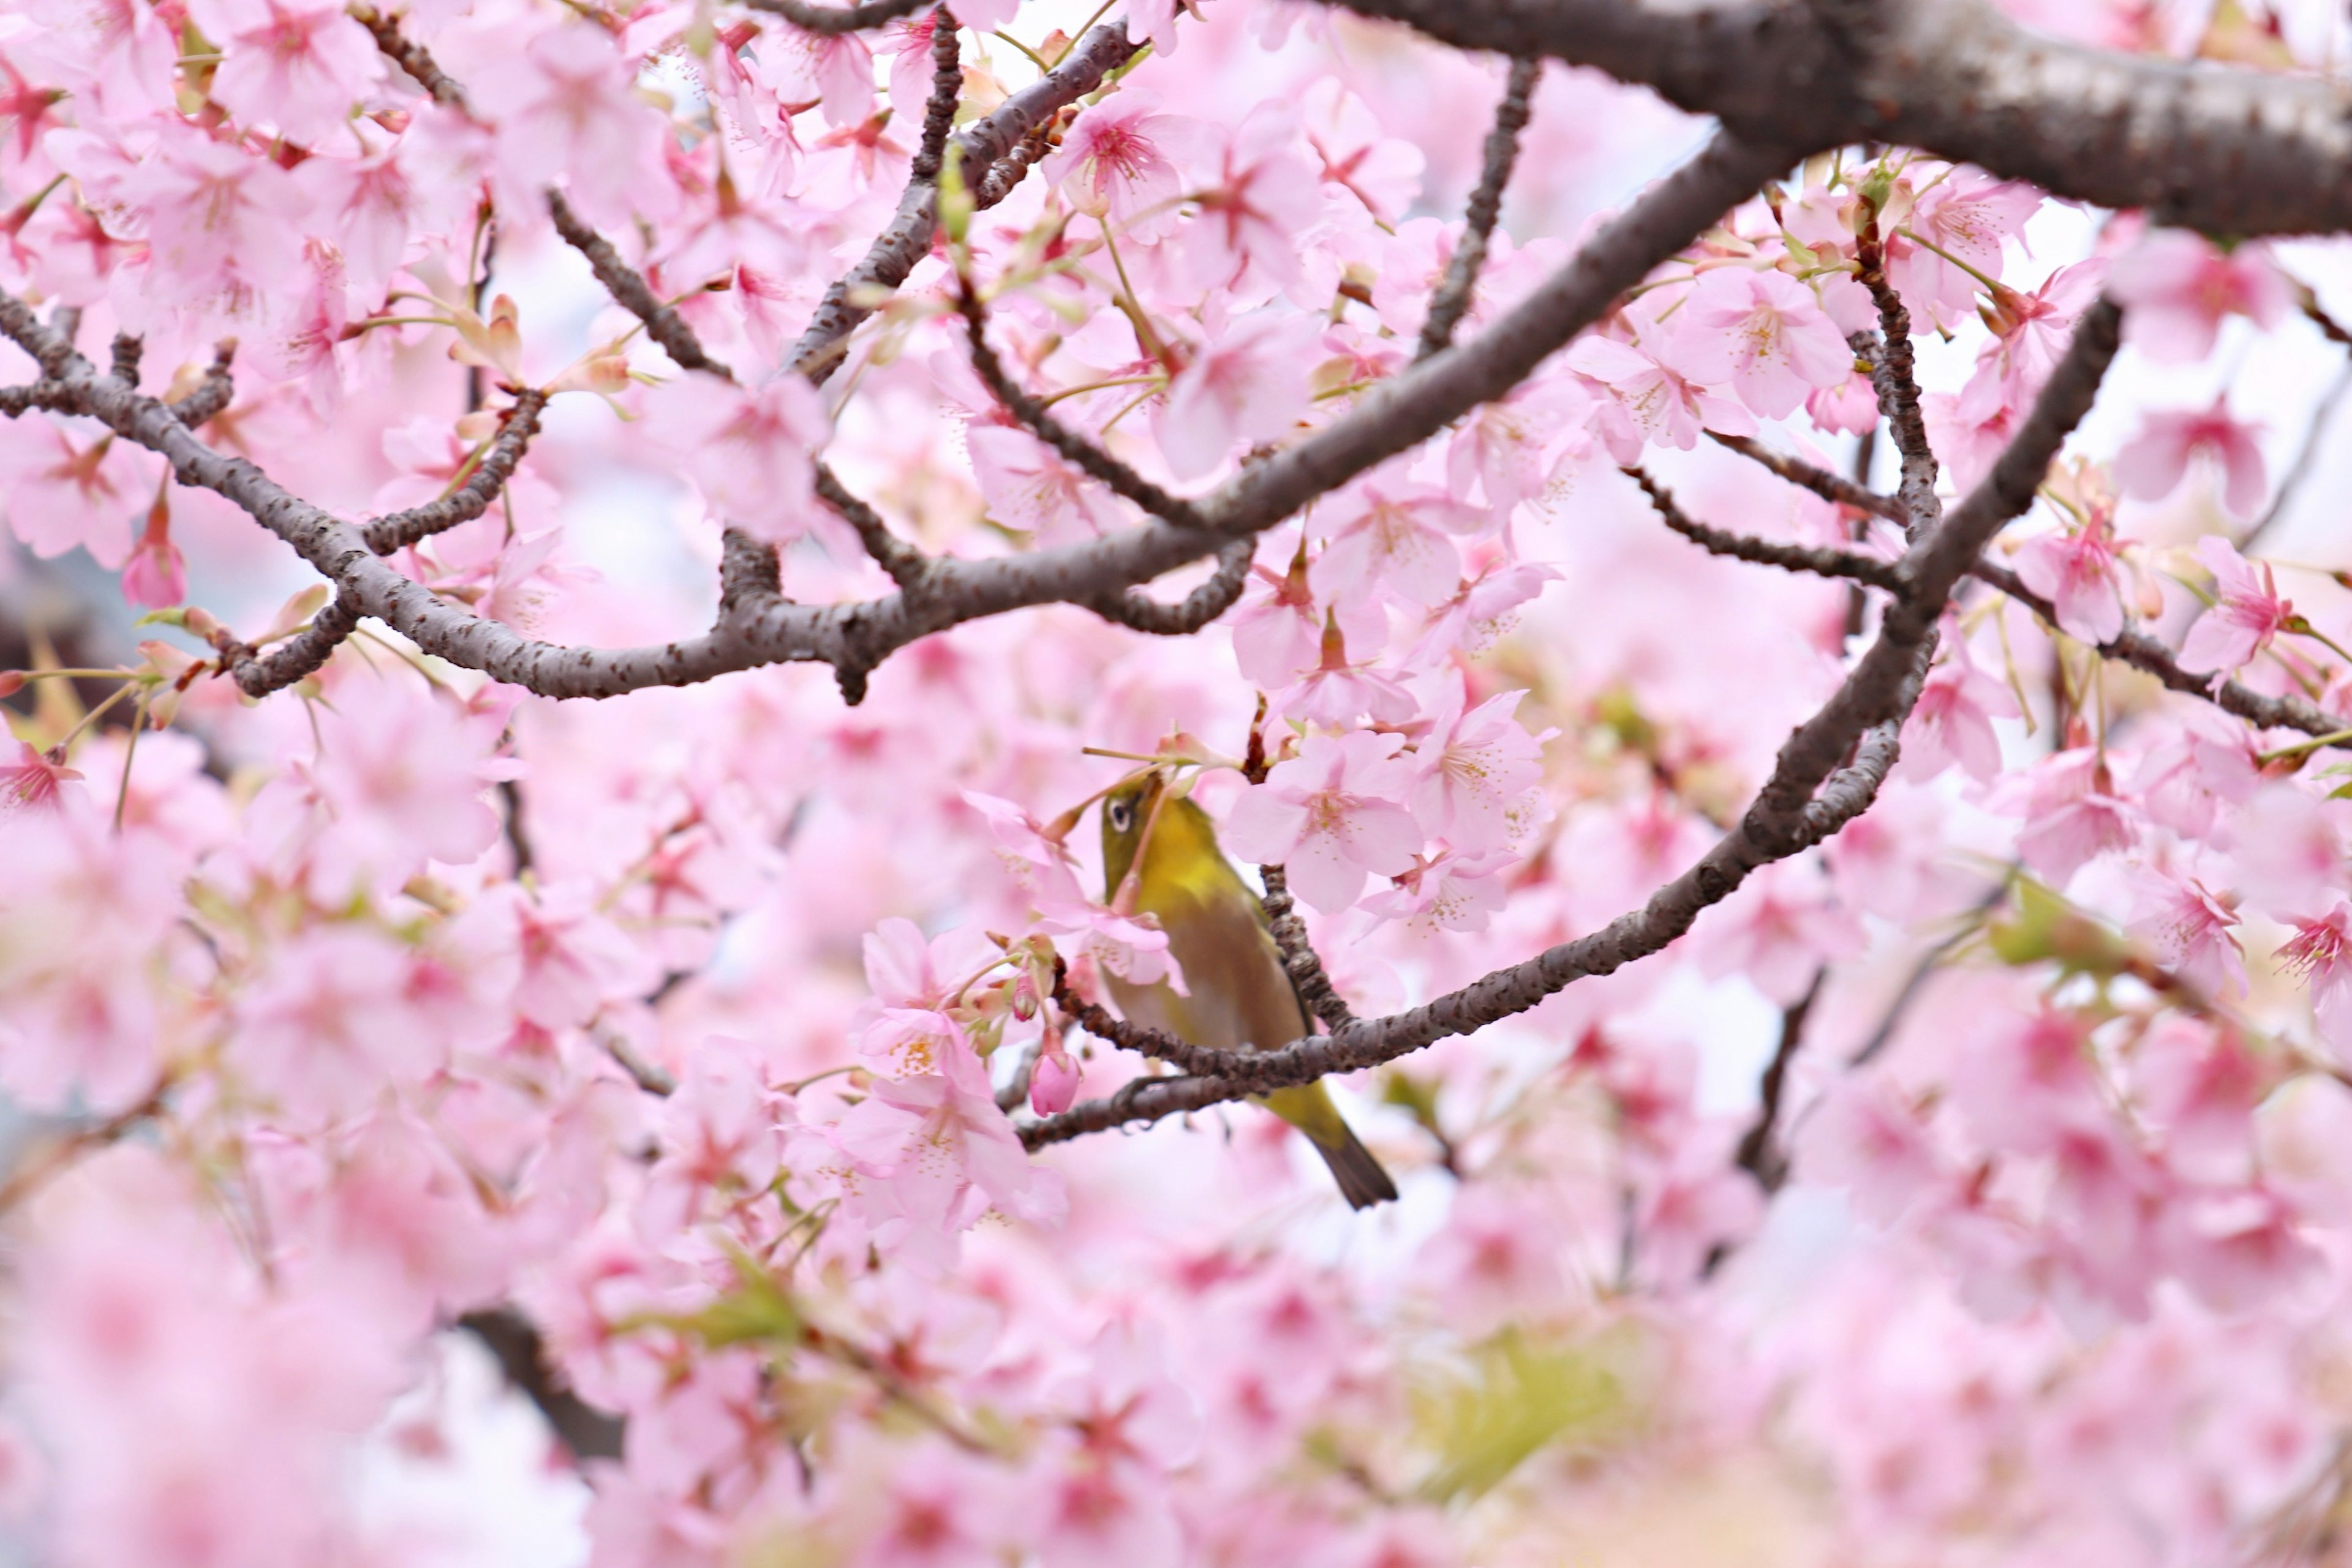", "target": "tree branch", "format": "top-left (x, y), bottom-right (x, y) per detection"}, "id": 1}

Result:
top-left (1972, 557), bottom-right (2352, 745)
top-left (1314, 0), bottom-right (2352, 239)
top-left (952, 279), bottom-right (1199, 526)
top-left (1027, 293), bottom-right (2124, 1149)
top-left (223, 592), bottom-right (363, 698)
top-left (1416, 56), bottom-right (1540, 361)
top-left (786, 22), bottom-right (1143, 385)
top-left (0, 127), bottom-right (1781, 703)
top-left (363, 390), bottom-right (549, 554)
top-left (1708, 430), bottom-right (1904, 523)
top-left (741, 0), bottom-right (934, 34)
top-left (351, 2), bottom-right (472, 112)
top-left (1626, 464), bottom-right (1903, 591)
top-left (547, 191), bottom-right (730, 379)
